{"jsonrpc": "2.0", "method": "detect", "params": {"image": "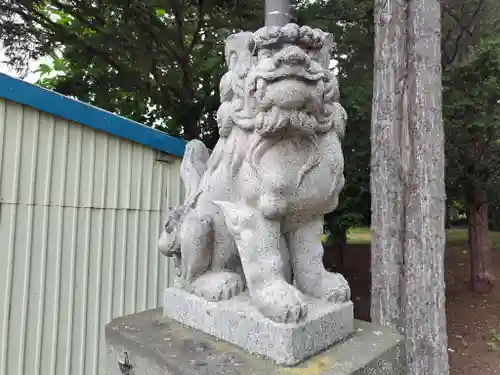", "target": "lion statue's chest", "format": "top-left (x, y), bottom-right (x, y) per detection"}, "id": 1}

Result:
top-left (230, 131), bottom-right (345, 217)
top-left (195, 129), bottom-right (344, 224)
